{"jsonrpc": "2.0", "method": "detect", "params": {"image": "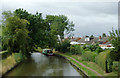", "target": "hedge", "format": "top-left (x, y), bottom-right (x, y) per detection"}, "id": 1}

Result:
top-left (95, 50), bottom-right (110, 71)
